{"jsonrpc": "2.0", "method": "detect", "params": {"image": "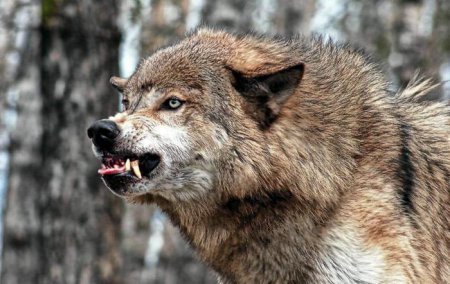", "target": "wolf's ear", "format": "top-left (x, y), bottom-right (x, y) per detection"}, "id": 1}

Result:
top-left (110, 76), bottom-right (127, 92)
top-left (231, 63), bottom-right (304, 129)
